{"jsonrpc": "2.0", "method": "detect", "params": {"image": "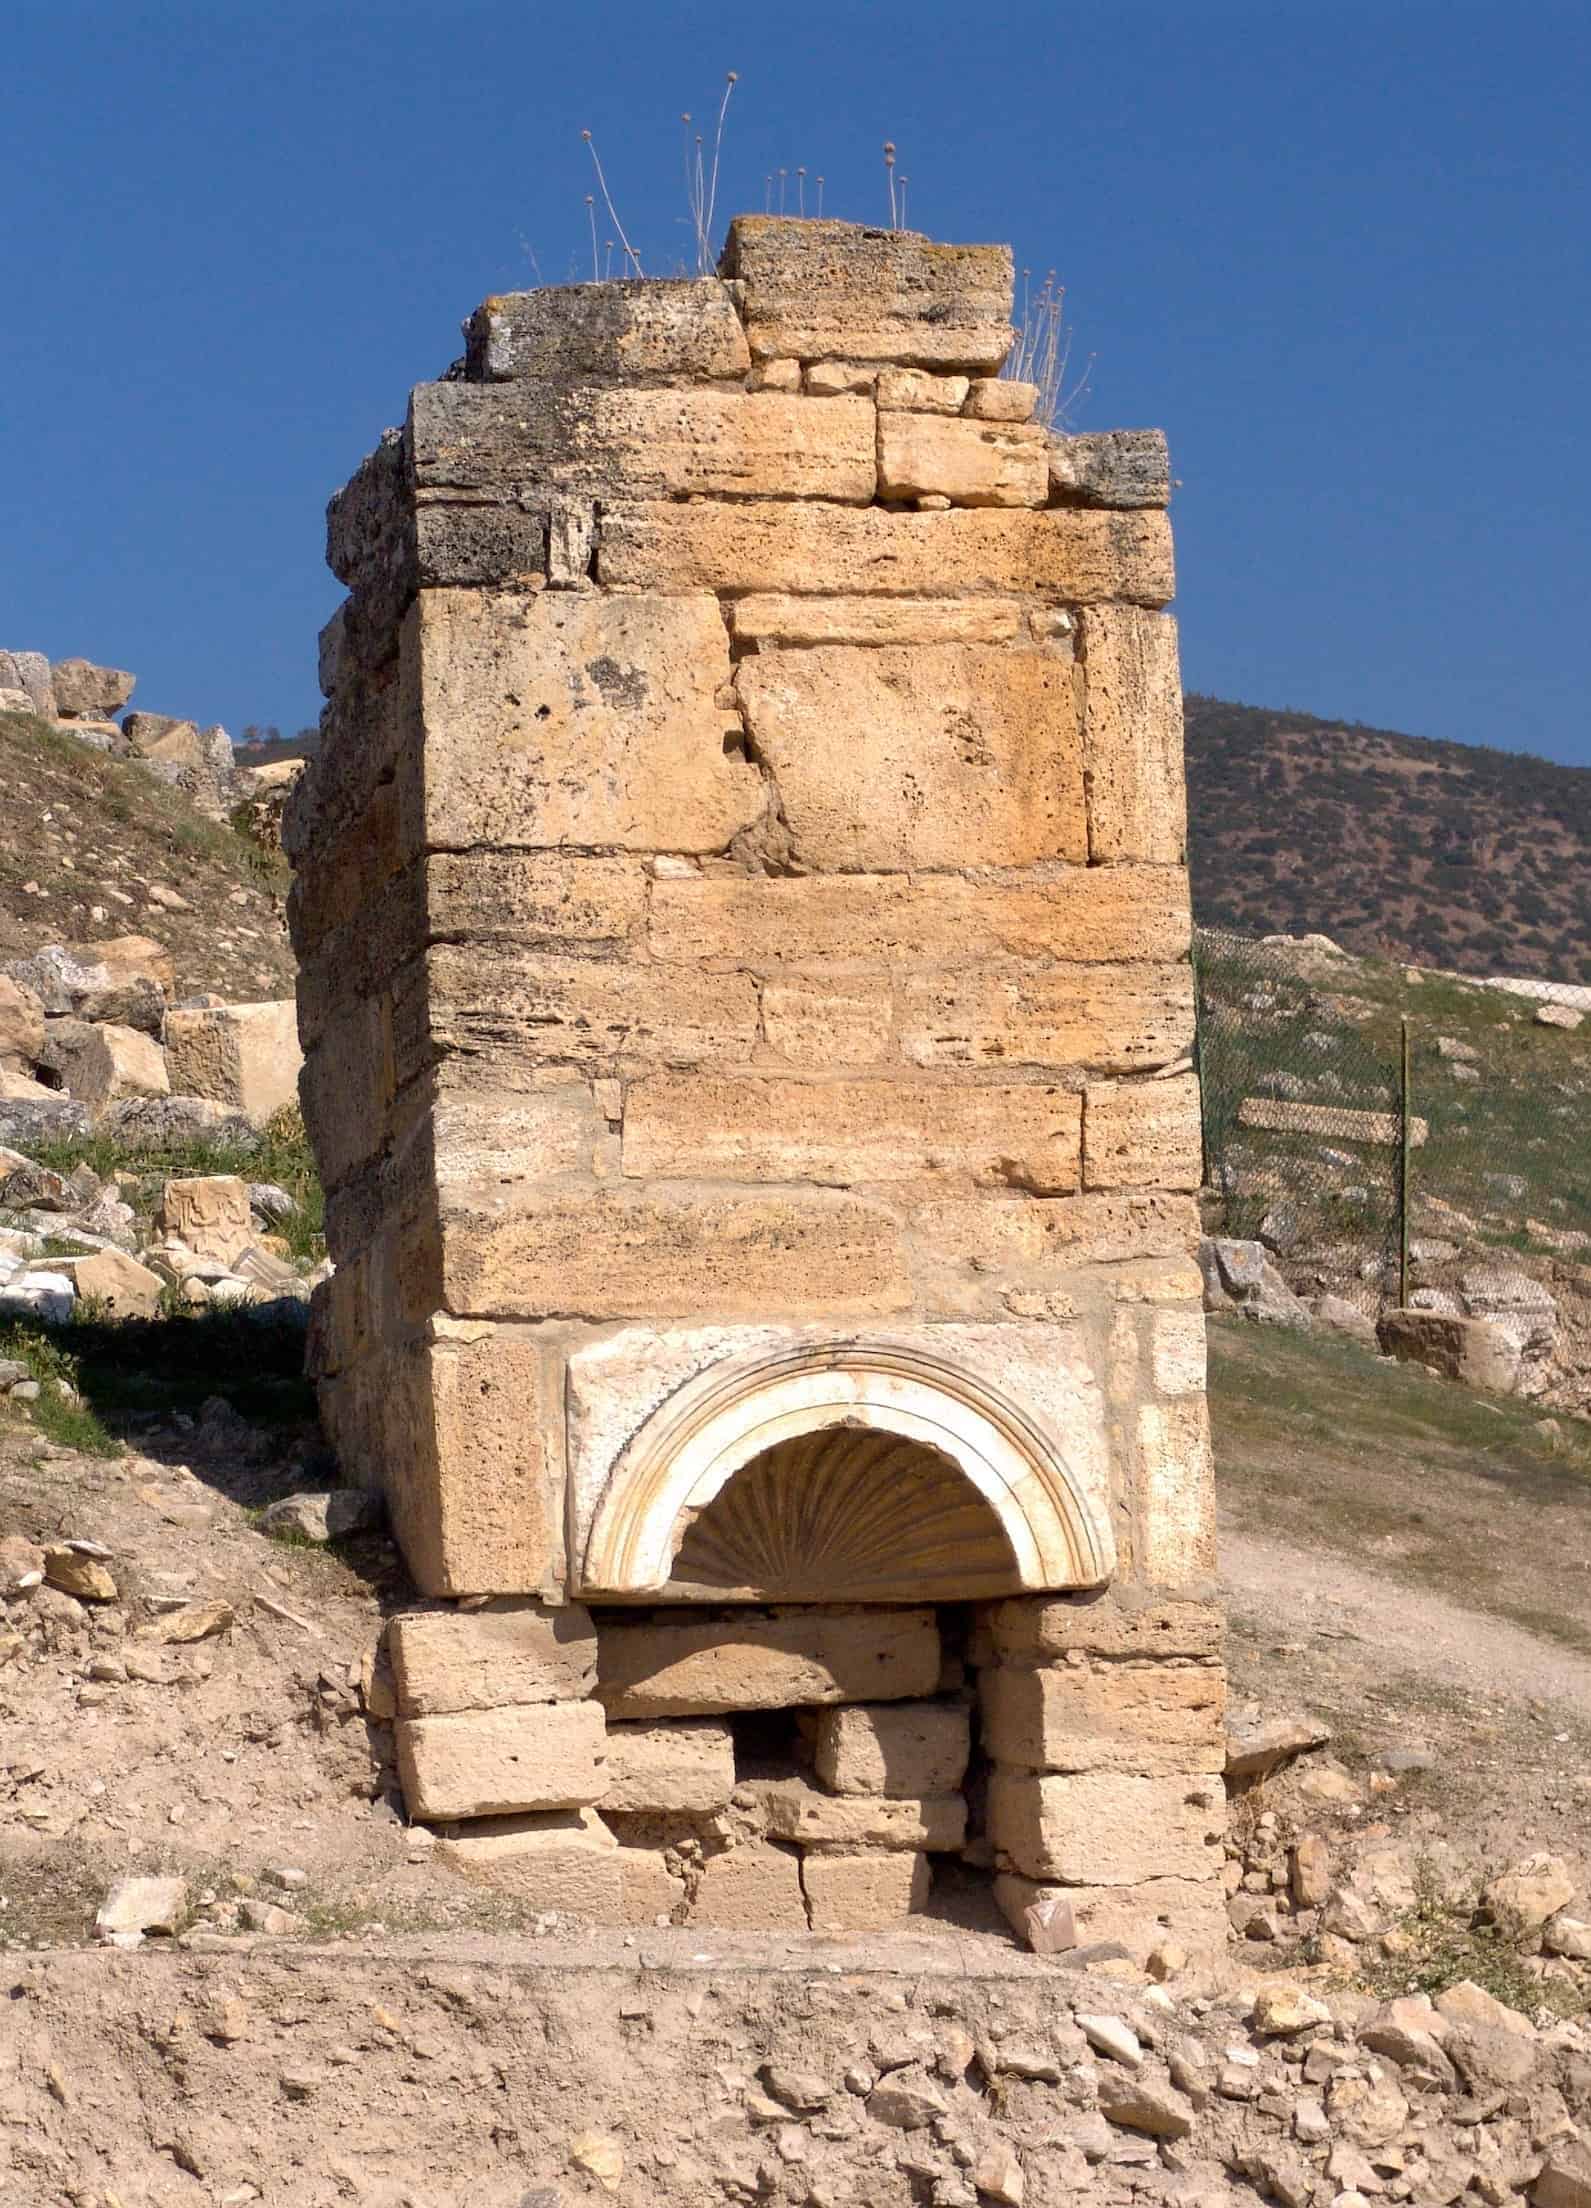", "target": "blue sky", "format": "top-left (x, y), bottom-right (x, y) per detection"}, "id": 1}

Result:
top-left (3, 0), bottom-right (1588, 763)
